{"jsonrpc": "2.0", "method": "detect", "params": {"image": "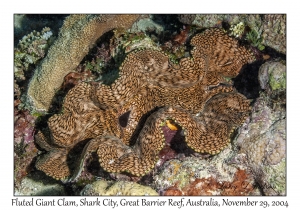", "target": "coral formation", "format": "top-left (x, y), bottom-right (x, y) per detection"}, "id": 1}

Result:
top-left (153, 146), bottom-right (260, 196)
top-left (14, 176), bottom-right (66, 196)
top-left (177, 14), bottom-right (196, 25)
top-left (14, 27), bottom-right (54, 82)
top-left (259, 61), bottom-right (286, 93)
top-left (178, 14), bottom-right (285, 53)
top-left (14, 14), bottom-right (66, 47)
top-left (162, 170), bottom-right (256, 196)
top-left (229, 22), bottom-right (245, 38)
top-left (26, 14), bottom-right (140, 113)
top-left (81, 180), bottom-right (158, 196)
top-left (34, 28), bottom-right (255, 181)
top-left (130, 15), bottom-right (164, 35)
top-left (14, 104), bottom-right (38, 189)
top-left (235, 60), bottom-right (286, 195)
top-left (261, 15), bottom-right (286, 54)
